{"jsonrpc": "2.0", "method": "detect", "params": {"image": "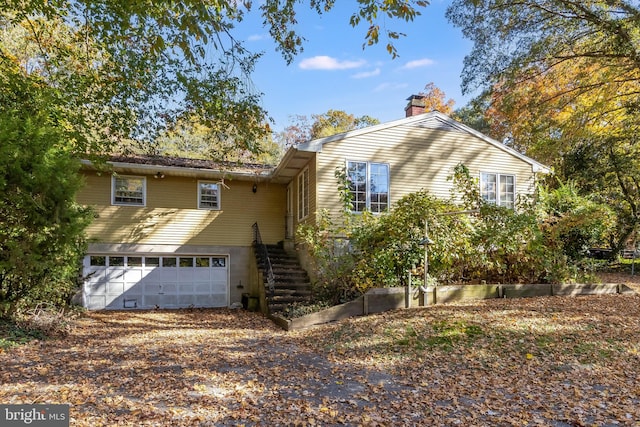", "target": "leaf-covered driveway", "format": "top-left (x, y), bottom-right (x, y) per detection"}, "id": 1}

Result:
top-left (1, 294), bottom-right (640, 426)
